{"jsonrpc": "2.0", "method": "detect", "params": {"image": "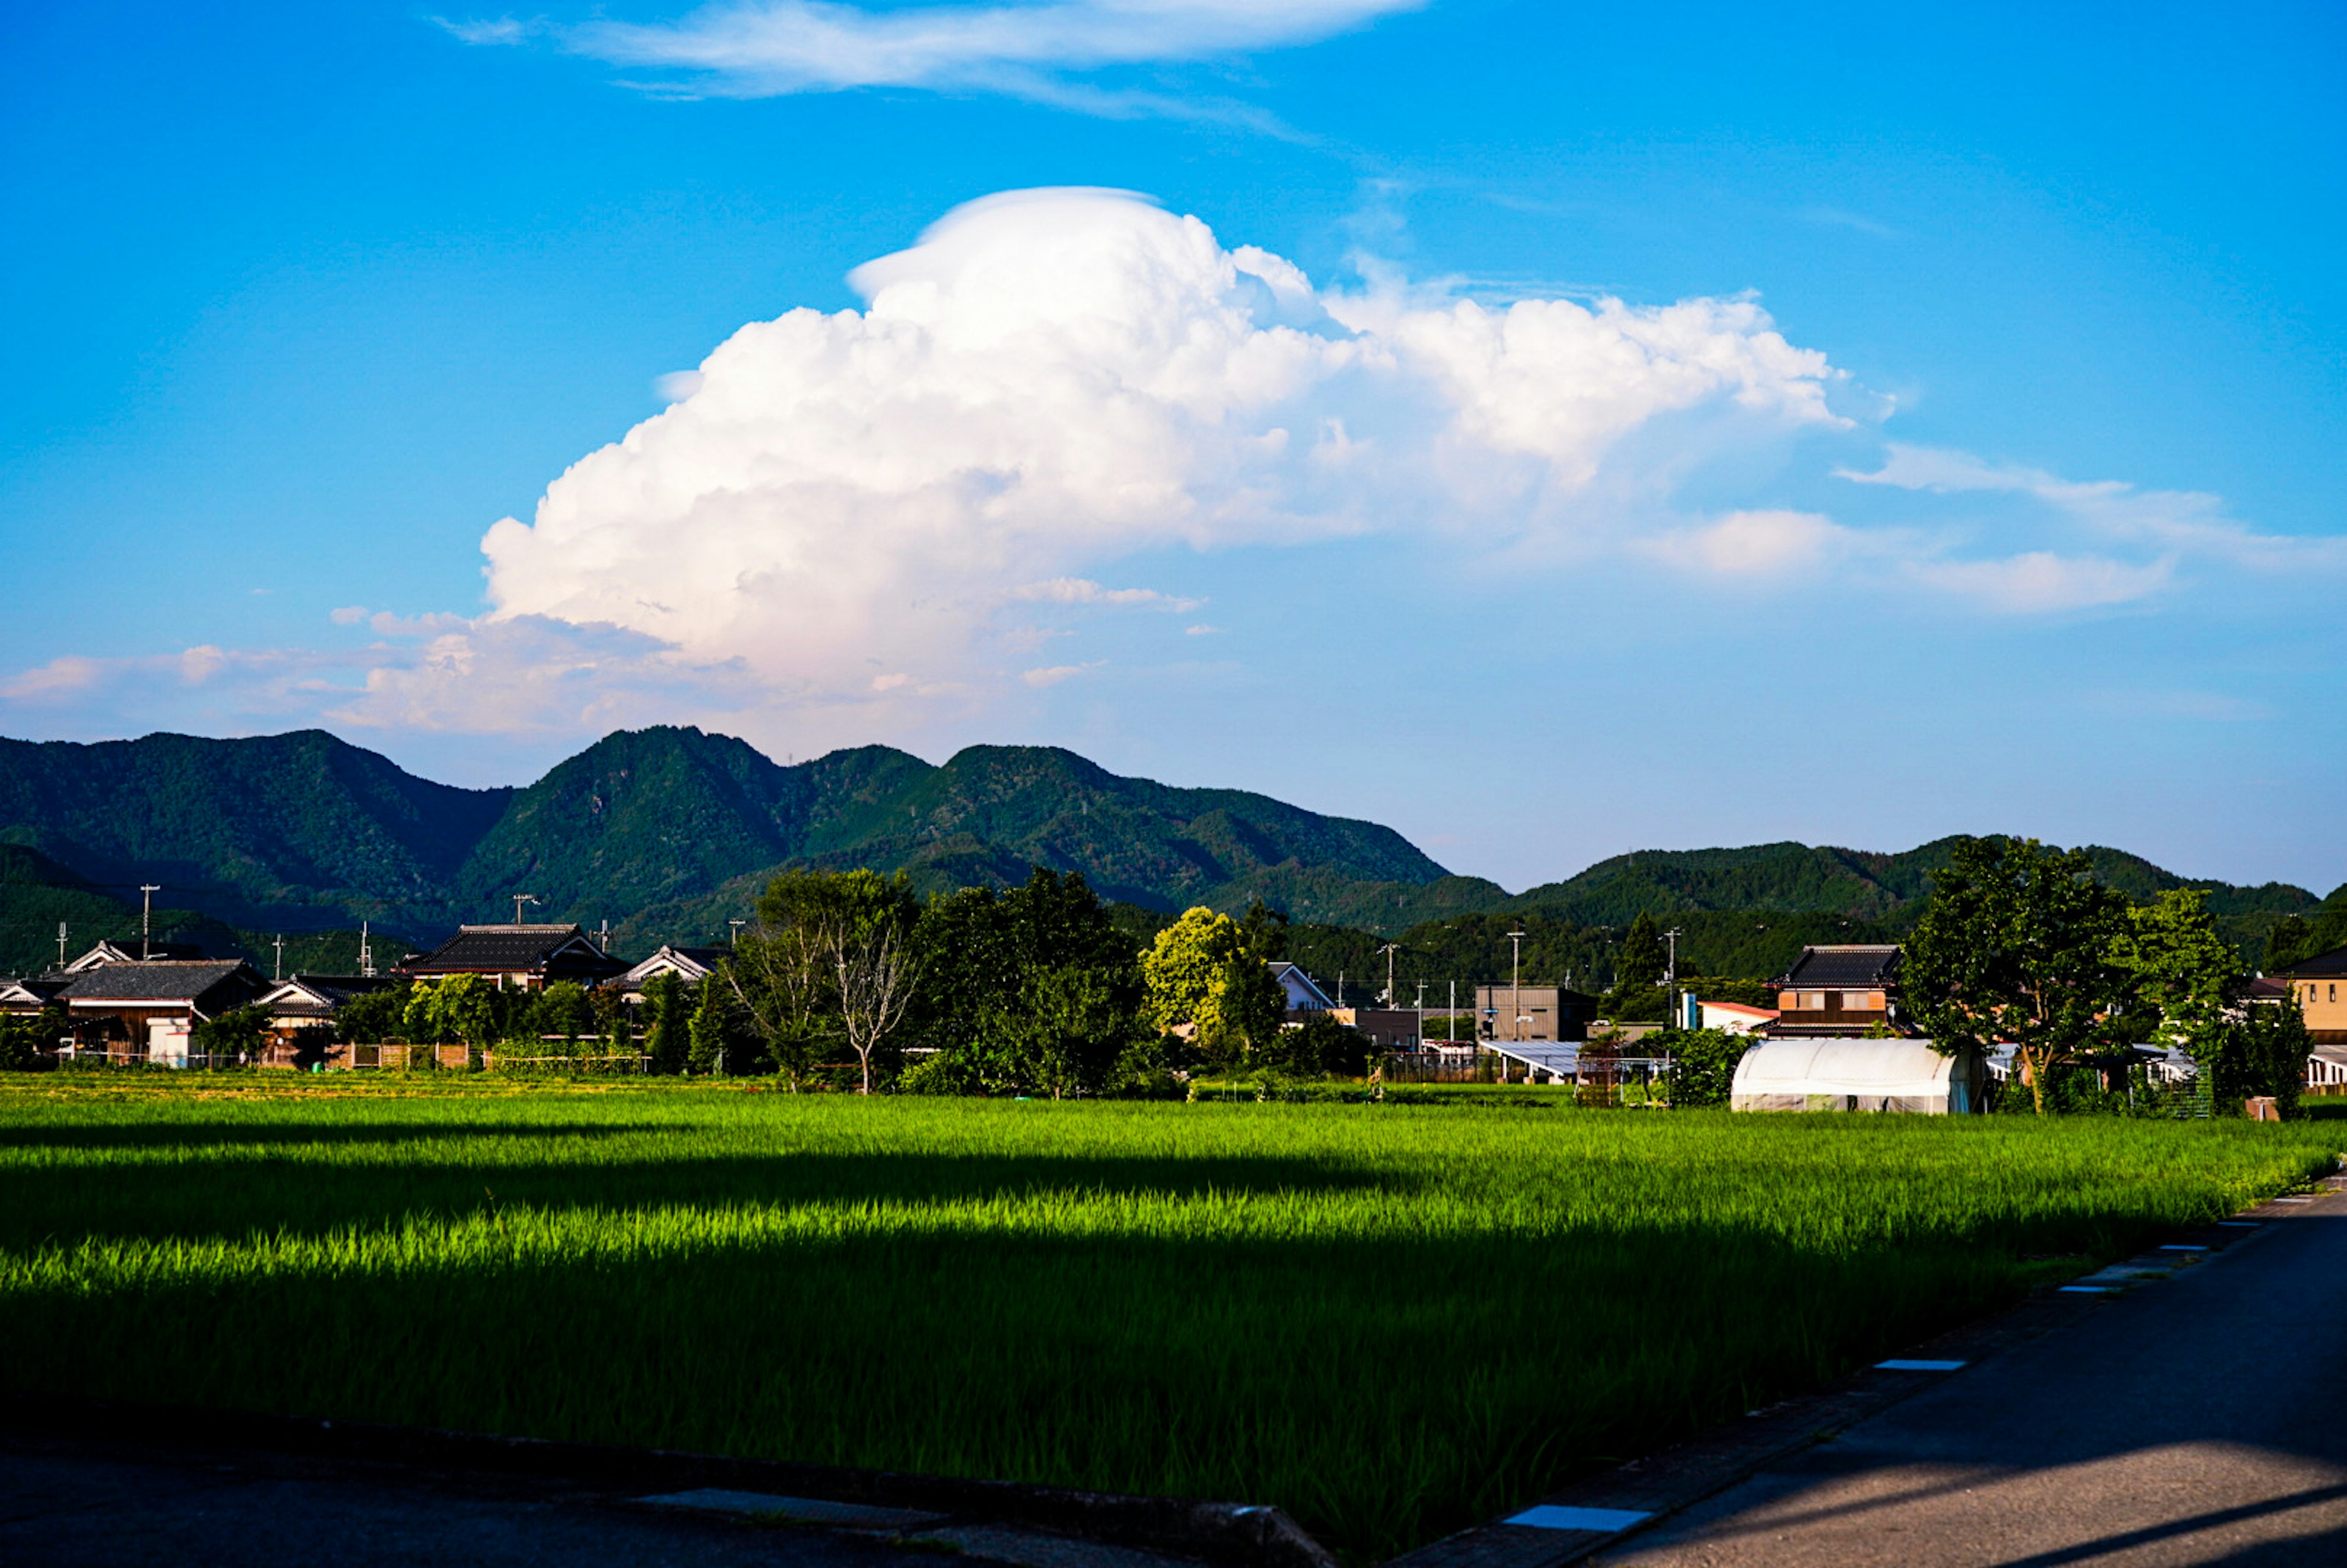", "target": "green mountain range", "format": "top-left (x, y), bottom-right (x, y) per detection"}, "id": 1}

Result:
top-left (0, 725), bottom-right (2332, 980)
